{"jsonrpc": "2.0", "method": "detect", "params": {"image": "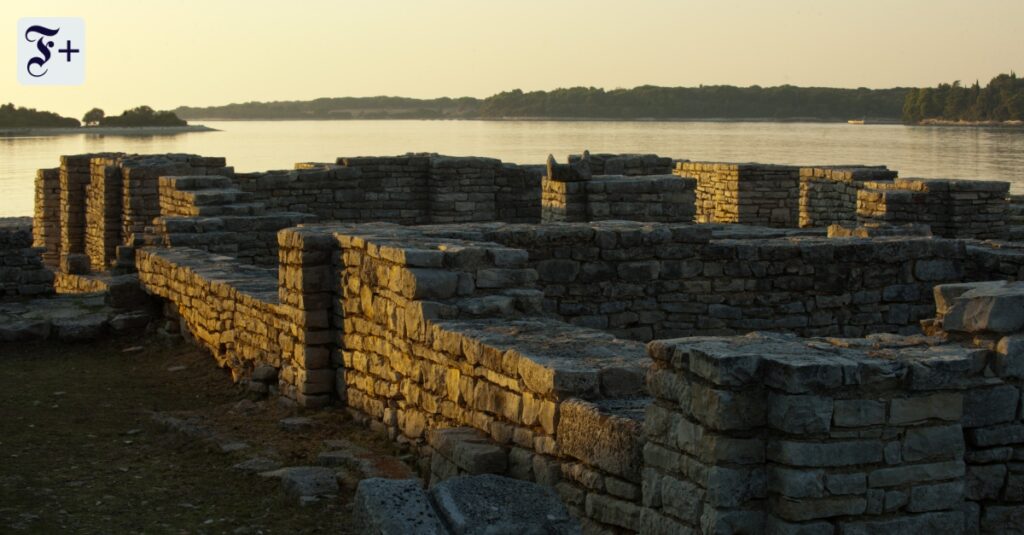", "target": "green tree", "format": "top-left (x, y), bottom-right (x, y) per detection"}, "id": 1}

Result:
top-left (82, 108), bottom-right (104, 126)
